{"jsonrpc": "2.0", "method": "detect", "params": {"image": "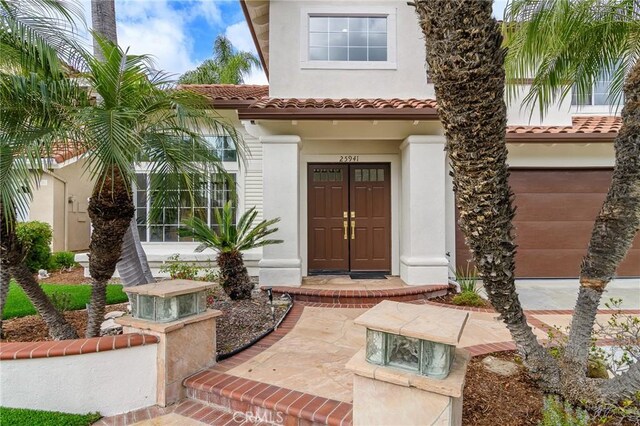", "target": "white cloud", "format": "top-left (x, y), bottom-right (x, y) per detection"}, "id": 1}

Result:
top-left (225, 21), bottom-right (257, 54)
